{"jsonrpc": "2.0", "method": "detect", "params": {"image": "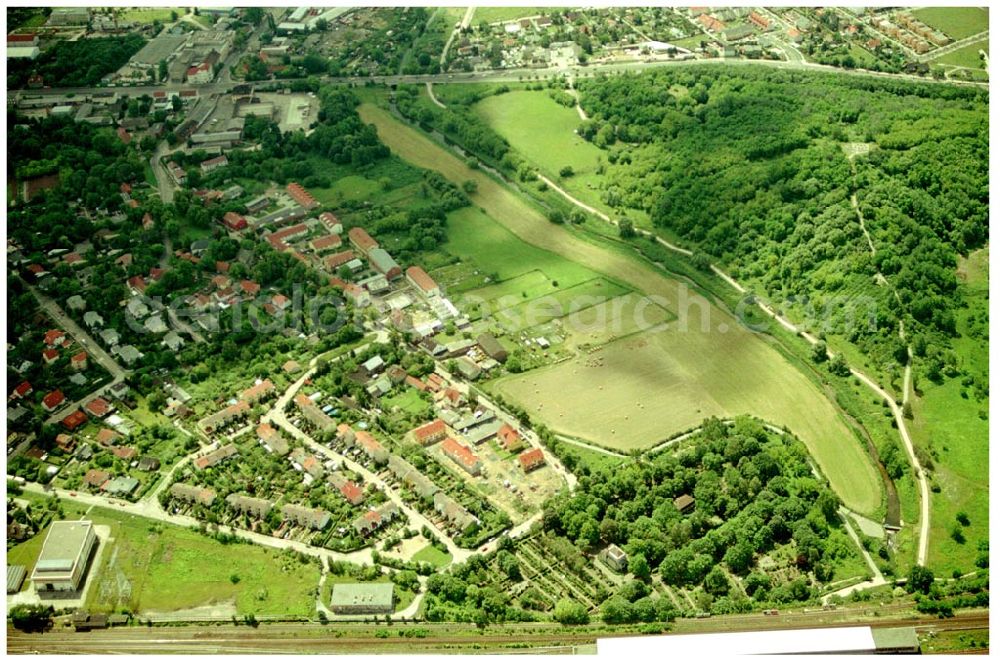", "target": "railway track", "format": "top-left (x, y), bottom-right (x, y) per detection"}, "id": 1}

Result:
top-left (8, 611), bottom-right (987, 654)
